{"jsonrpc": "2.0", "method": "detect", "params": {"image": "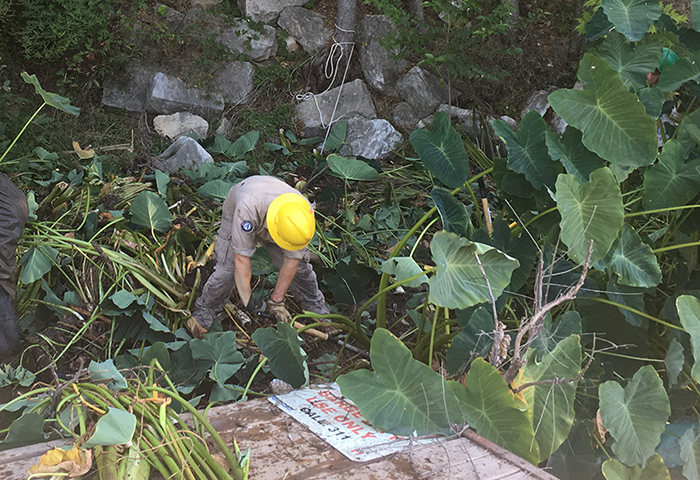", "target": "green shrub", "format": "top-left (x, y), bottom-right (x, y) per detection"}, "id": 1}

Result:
top-left (8, 0), bottom-right (112, 62)
top-left (369, 0), bottom-right (520, 82)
